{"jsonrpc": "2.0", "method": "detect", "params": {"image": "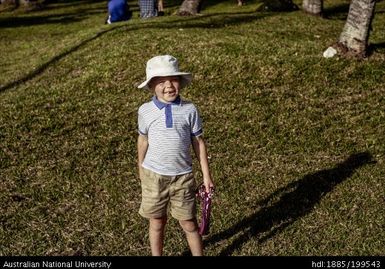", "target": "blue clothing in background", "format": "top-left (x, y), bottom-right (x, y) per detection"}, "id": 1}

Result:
top-left (139, 0), bottom-right (157, 18)
top-left (108, 0), bottom-right (131, 23)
